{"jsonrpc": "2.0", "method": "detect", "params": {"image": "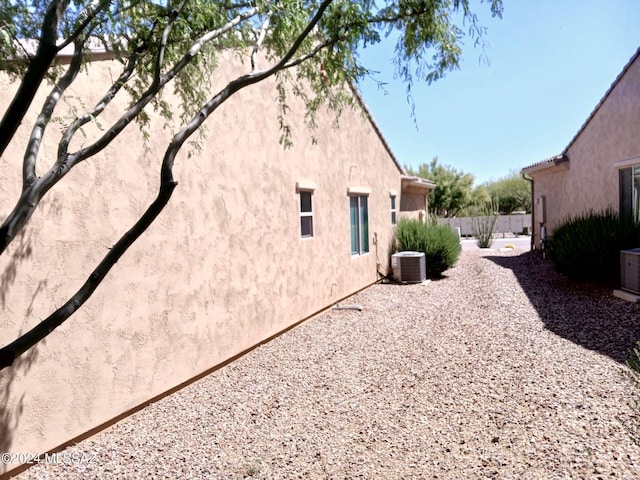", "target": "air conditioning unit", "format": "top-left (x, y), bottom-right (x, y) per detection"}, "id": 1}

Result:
top-left (392, 251), bottom-right (426, 283)
top-left (621, 248), bottom-right (640, 294)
